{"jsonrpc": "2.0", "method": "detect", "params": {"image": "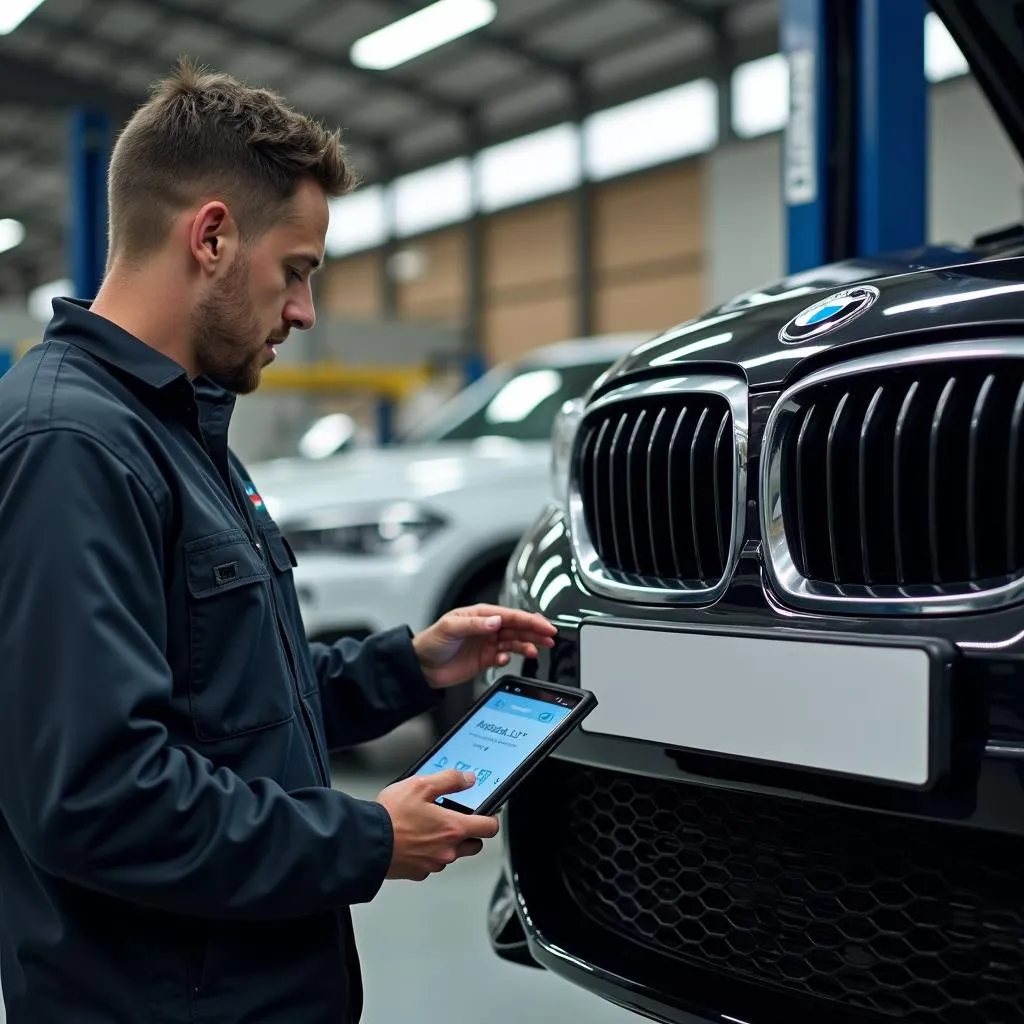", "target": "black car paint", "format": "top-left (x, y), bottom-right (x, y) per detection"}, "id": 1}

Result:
top-left (487, 250), bottom-right (1024, 1024)
top-left (600, 253), bottom-right (1024, 392)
